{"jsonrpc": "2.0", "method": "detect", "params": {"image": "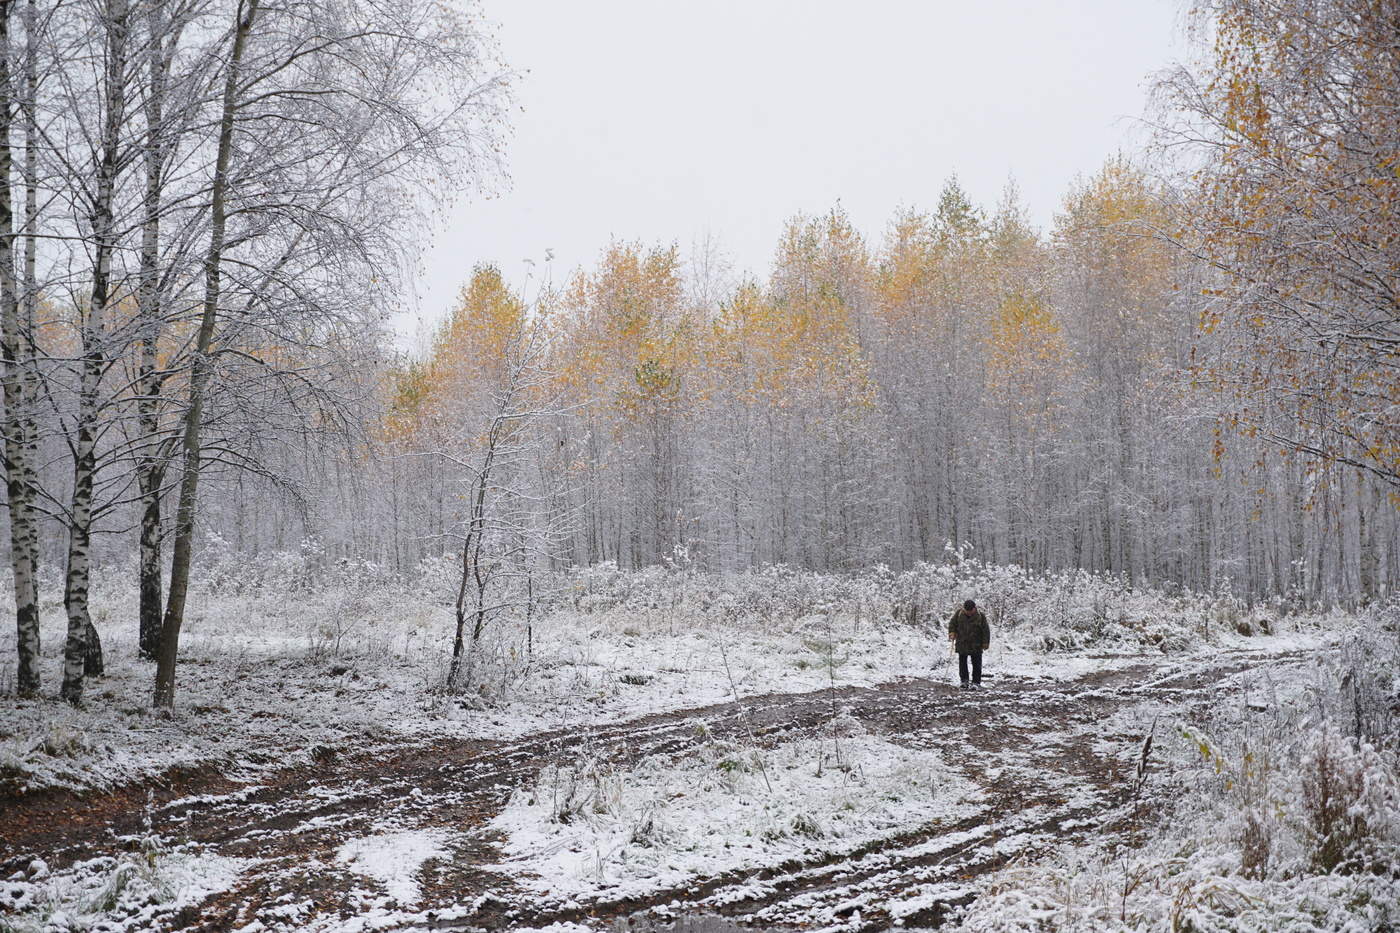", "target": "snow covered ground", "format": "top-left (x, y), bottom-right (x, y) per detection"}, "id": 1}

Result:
top-left (335, 828), bottom-right (449, 908)
top-left (492, 731), bottom-right (979, 905)
top-left (1, 555), bottom-right (1391, 933)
